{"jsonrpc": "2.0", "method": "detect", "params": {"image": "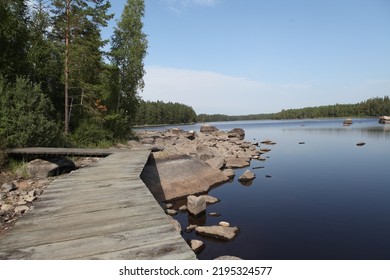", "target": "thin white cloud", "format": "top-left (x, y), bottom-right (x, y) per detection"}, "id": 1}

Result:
top-left (142, 66), bottom-right (389, 115)
top-left (161, 0), bottom-right (219, 14)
